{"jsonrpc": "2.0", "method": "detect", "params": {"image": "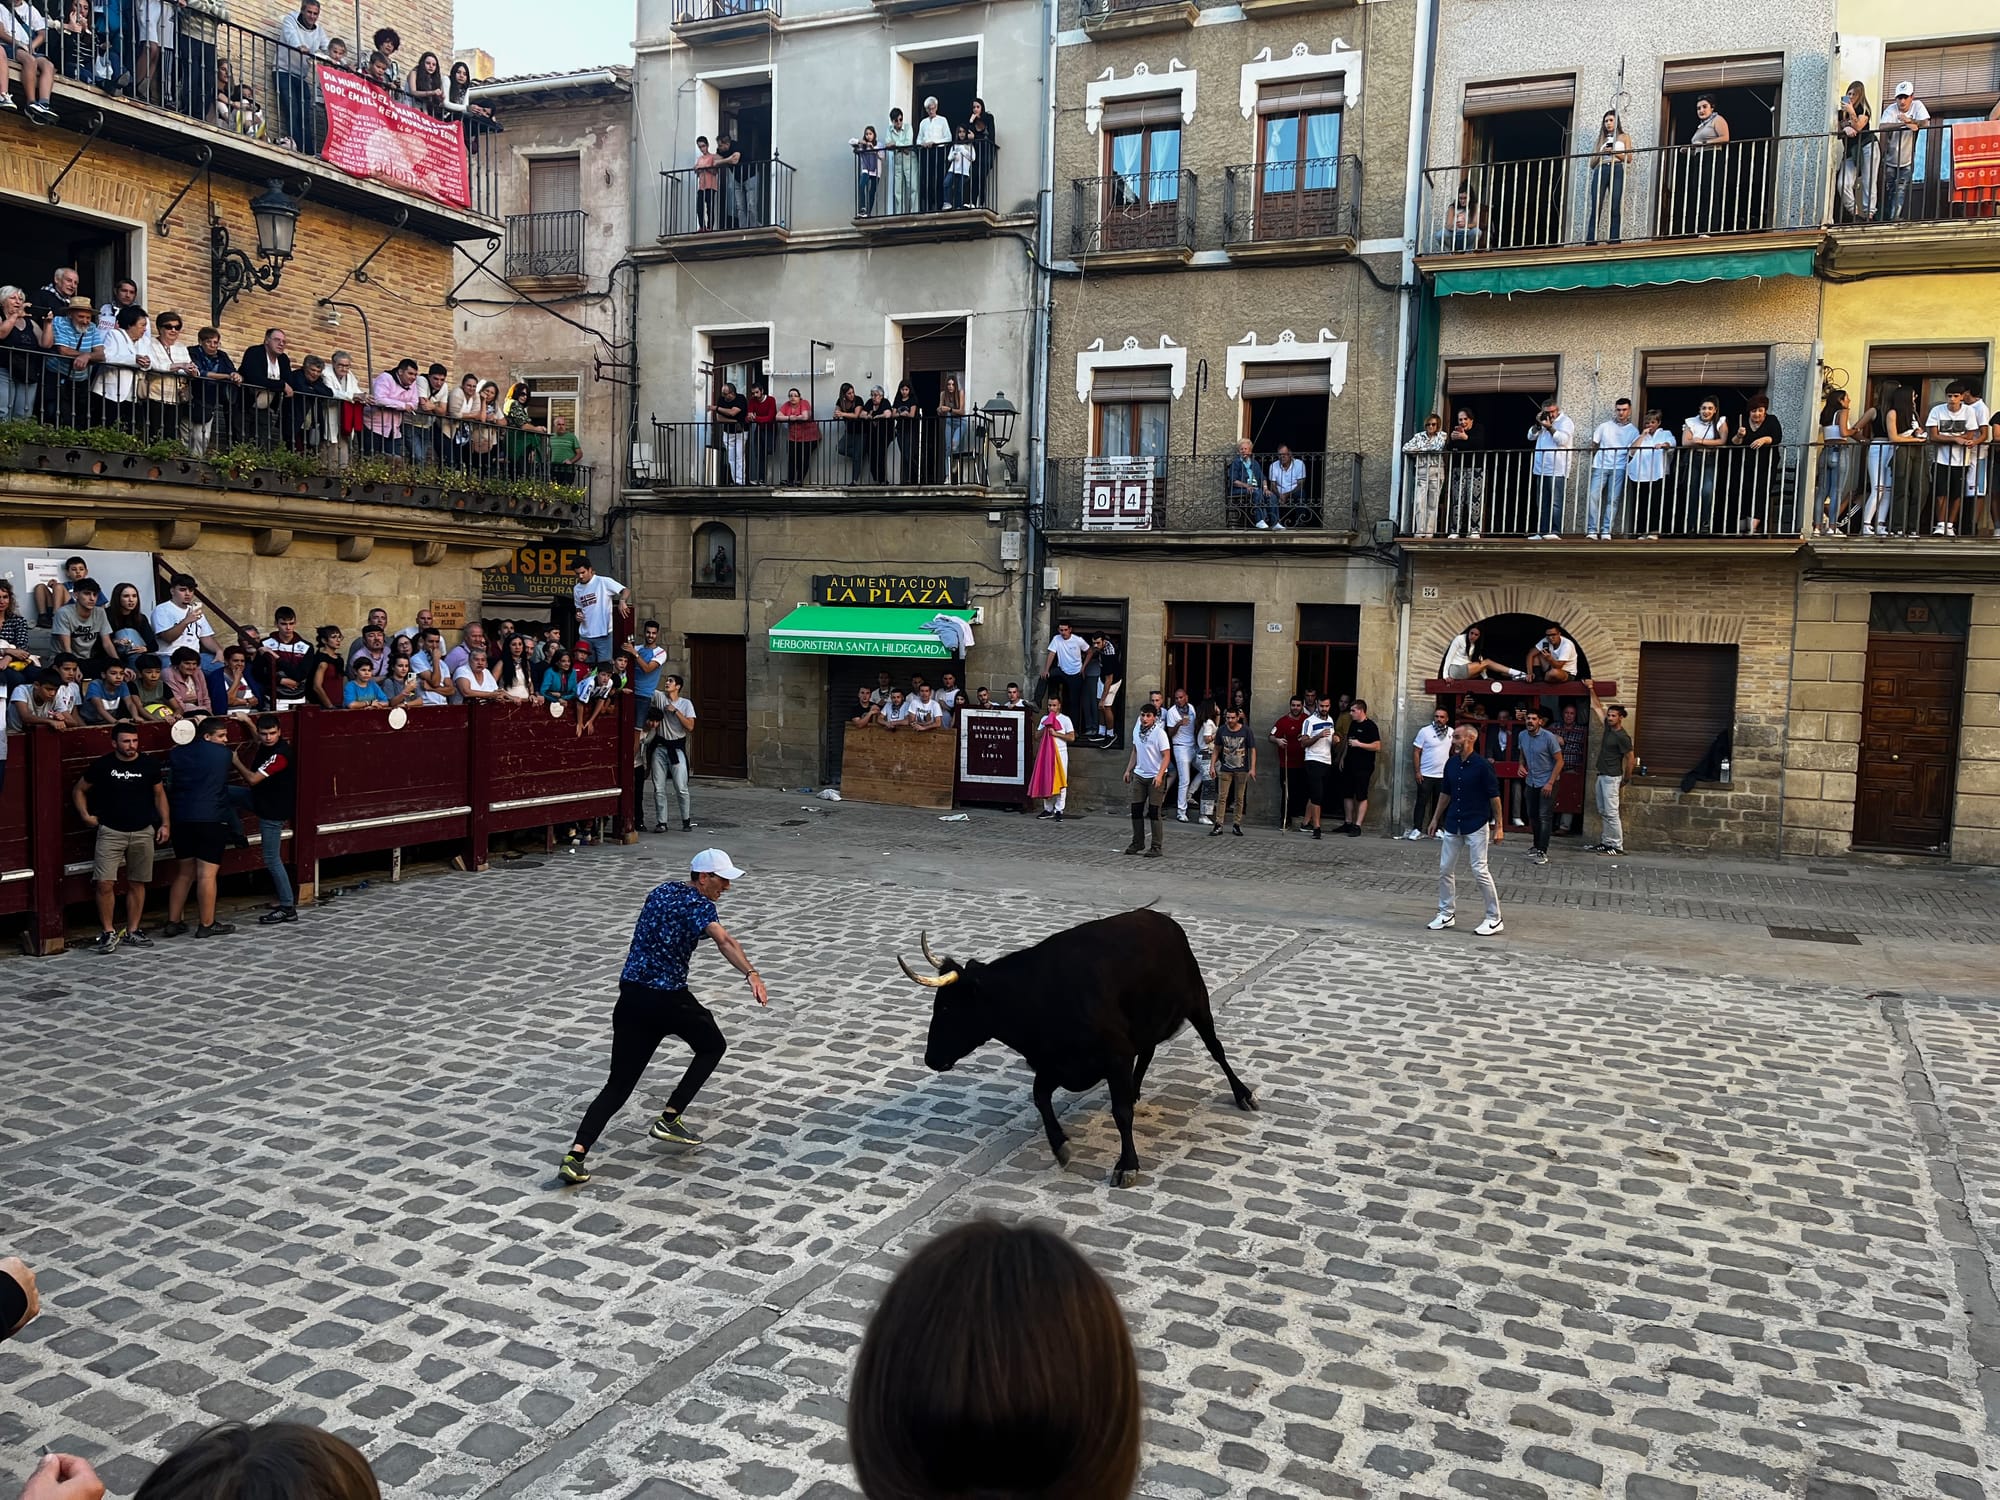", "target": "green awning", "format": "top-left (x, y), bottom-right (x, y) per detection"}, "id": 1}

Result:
top-left (1433, 247), bottom-right (1816, 298)
top-left (768, 605), bottom-right (976, 658)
